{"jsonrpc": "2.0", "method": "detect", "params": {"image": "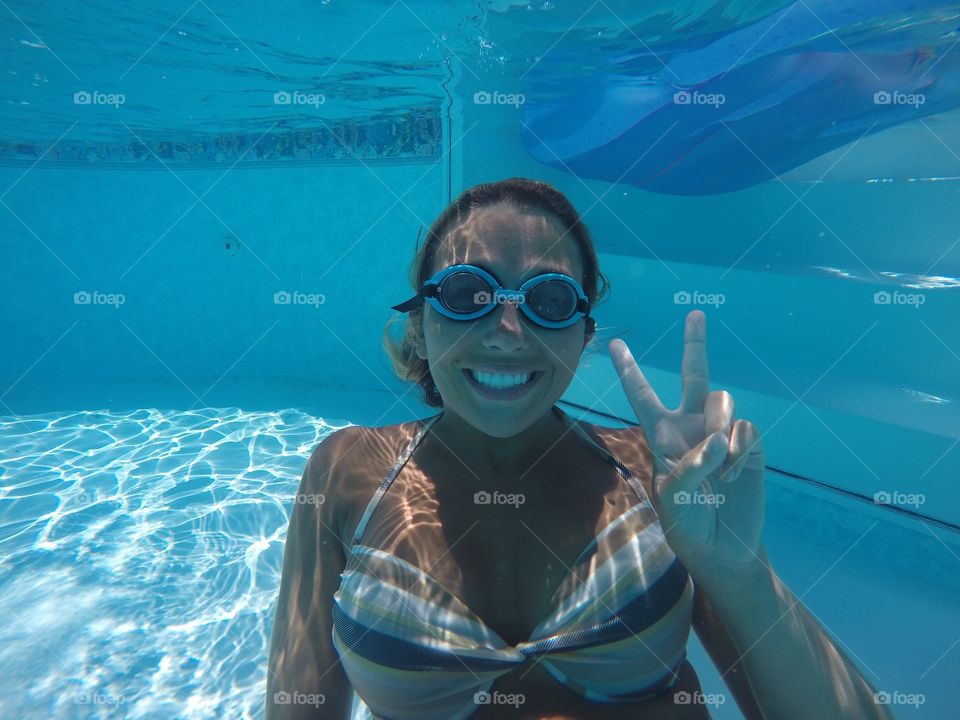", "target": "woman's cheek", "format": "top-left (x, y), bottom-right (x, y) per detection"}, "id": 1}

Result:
top-left (547, 333), bottom-right (585, 374)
